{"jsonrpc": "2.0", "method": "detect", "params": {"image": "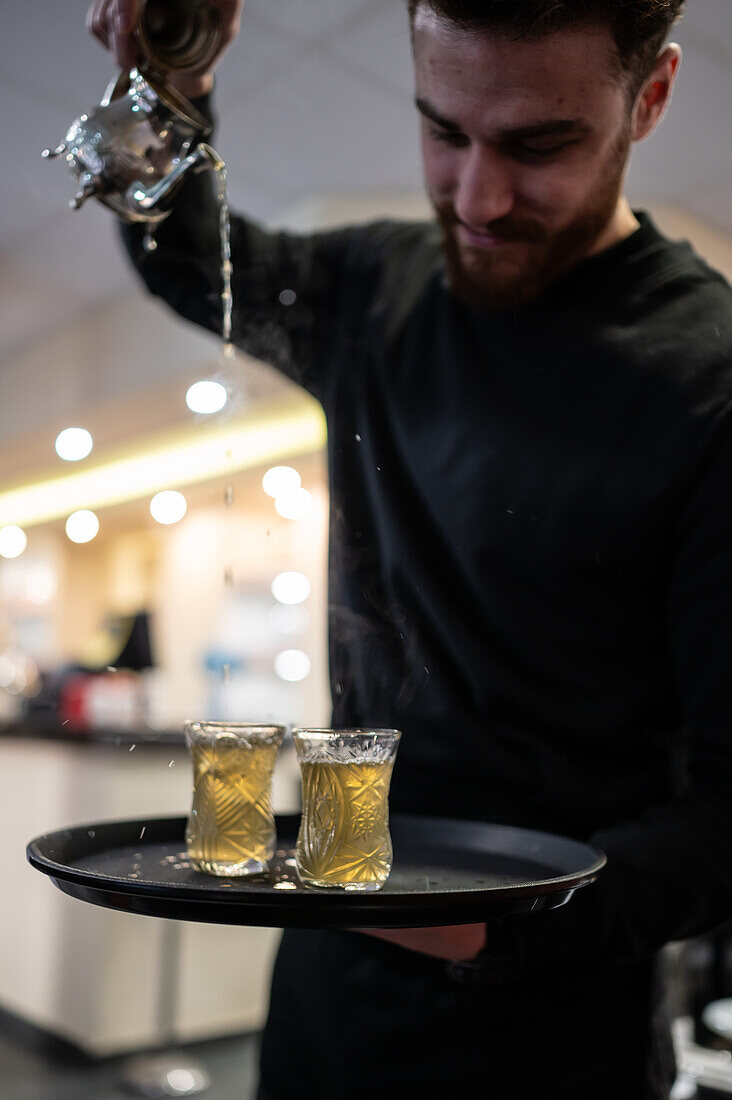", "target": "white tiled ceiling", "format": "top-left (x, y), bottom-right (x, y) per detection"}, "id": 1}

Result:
top-left (216, 48), bottom-right (422, 198)
top-left (320, 0), bottom-right (415, 100)
top-left (243, 0), bottom-right (378, 44)
top-left (216, 17), bottom-right (306, 106)
top-left (0, 0), bottom-right (730, 370)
